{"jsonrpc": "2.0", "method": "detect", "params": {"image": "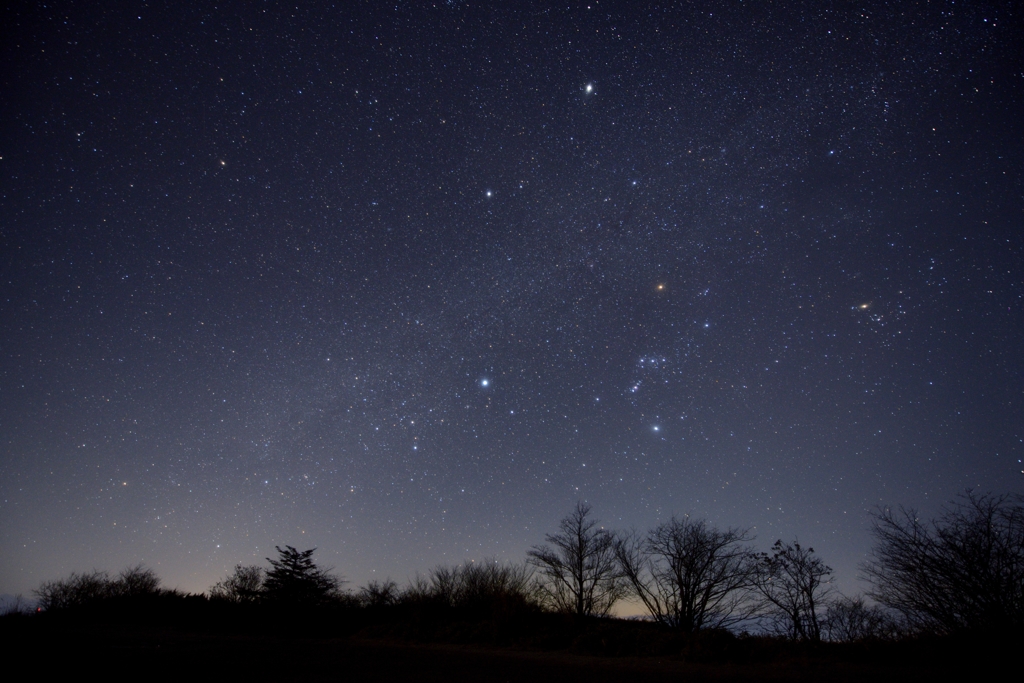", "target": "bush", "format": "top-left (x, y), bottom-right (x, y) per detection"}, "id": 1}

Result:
top-left (209, 564), bottom-right (264, 603)
top-left (824, 595), bottom-right (902, 642)
top-left (426, 560), bottom-right (538, 614)
top-left (0, 595), bottom-right (33, 617)
top-left (34, 564), bottom-right (164, 612)
top-left (864, 491), bottom-right (1024, 634)
top-left (358, 579), bottom-right (401, 608)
